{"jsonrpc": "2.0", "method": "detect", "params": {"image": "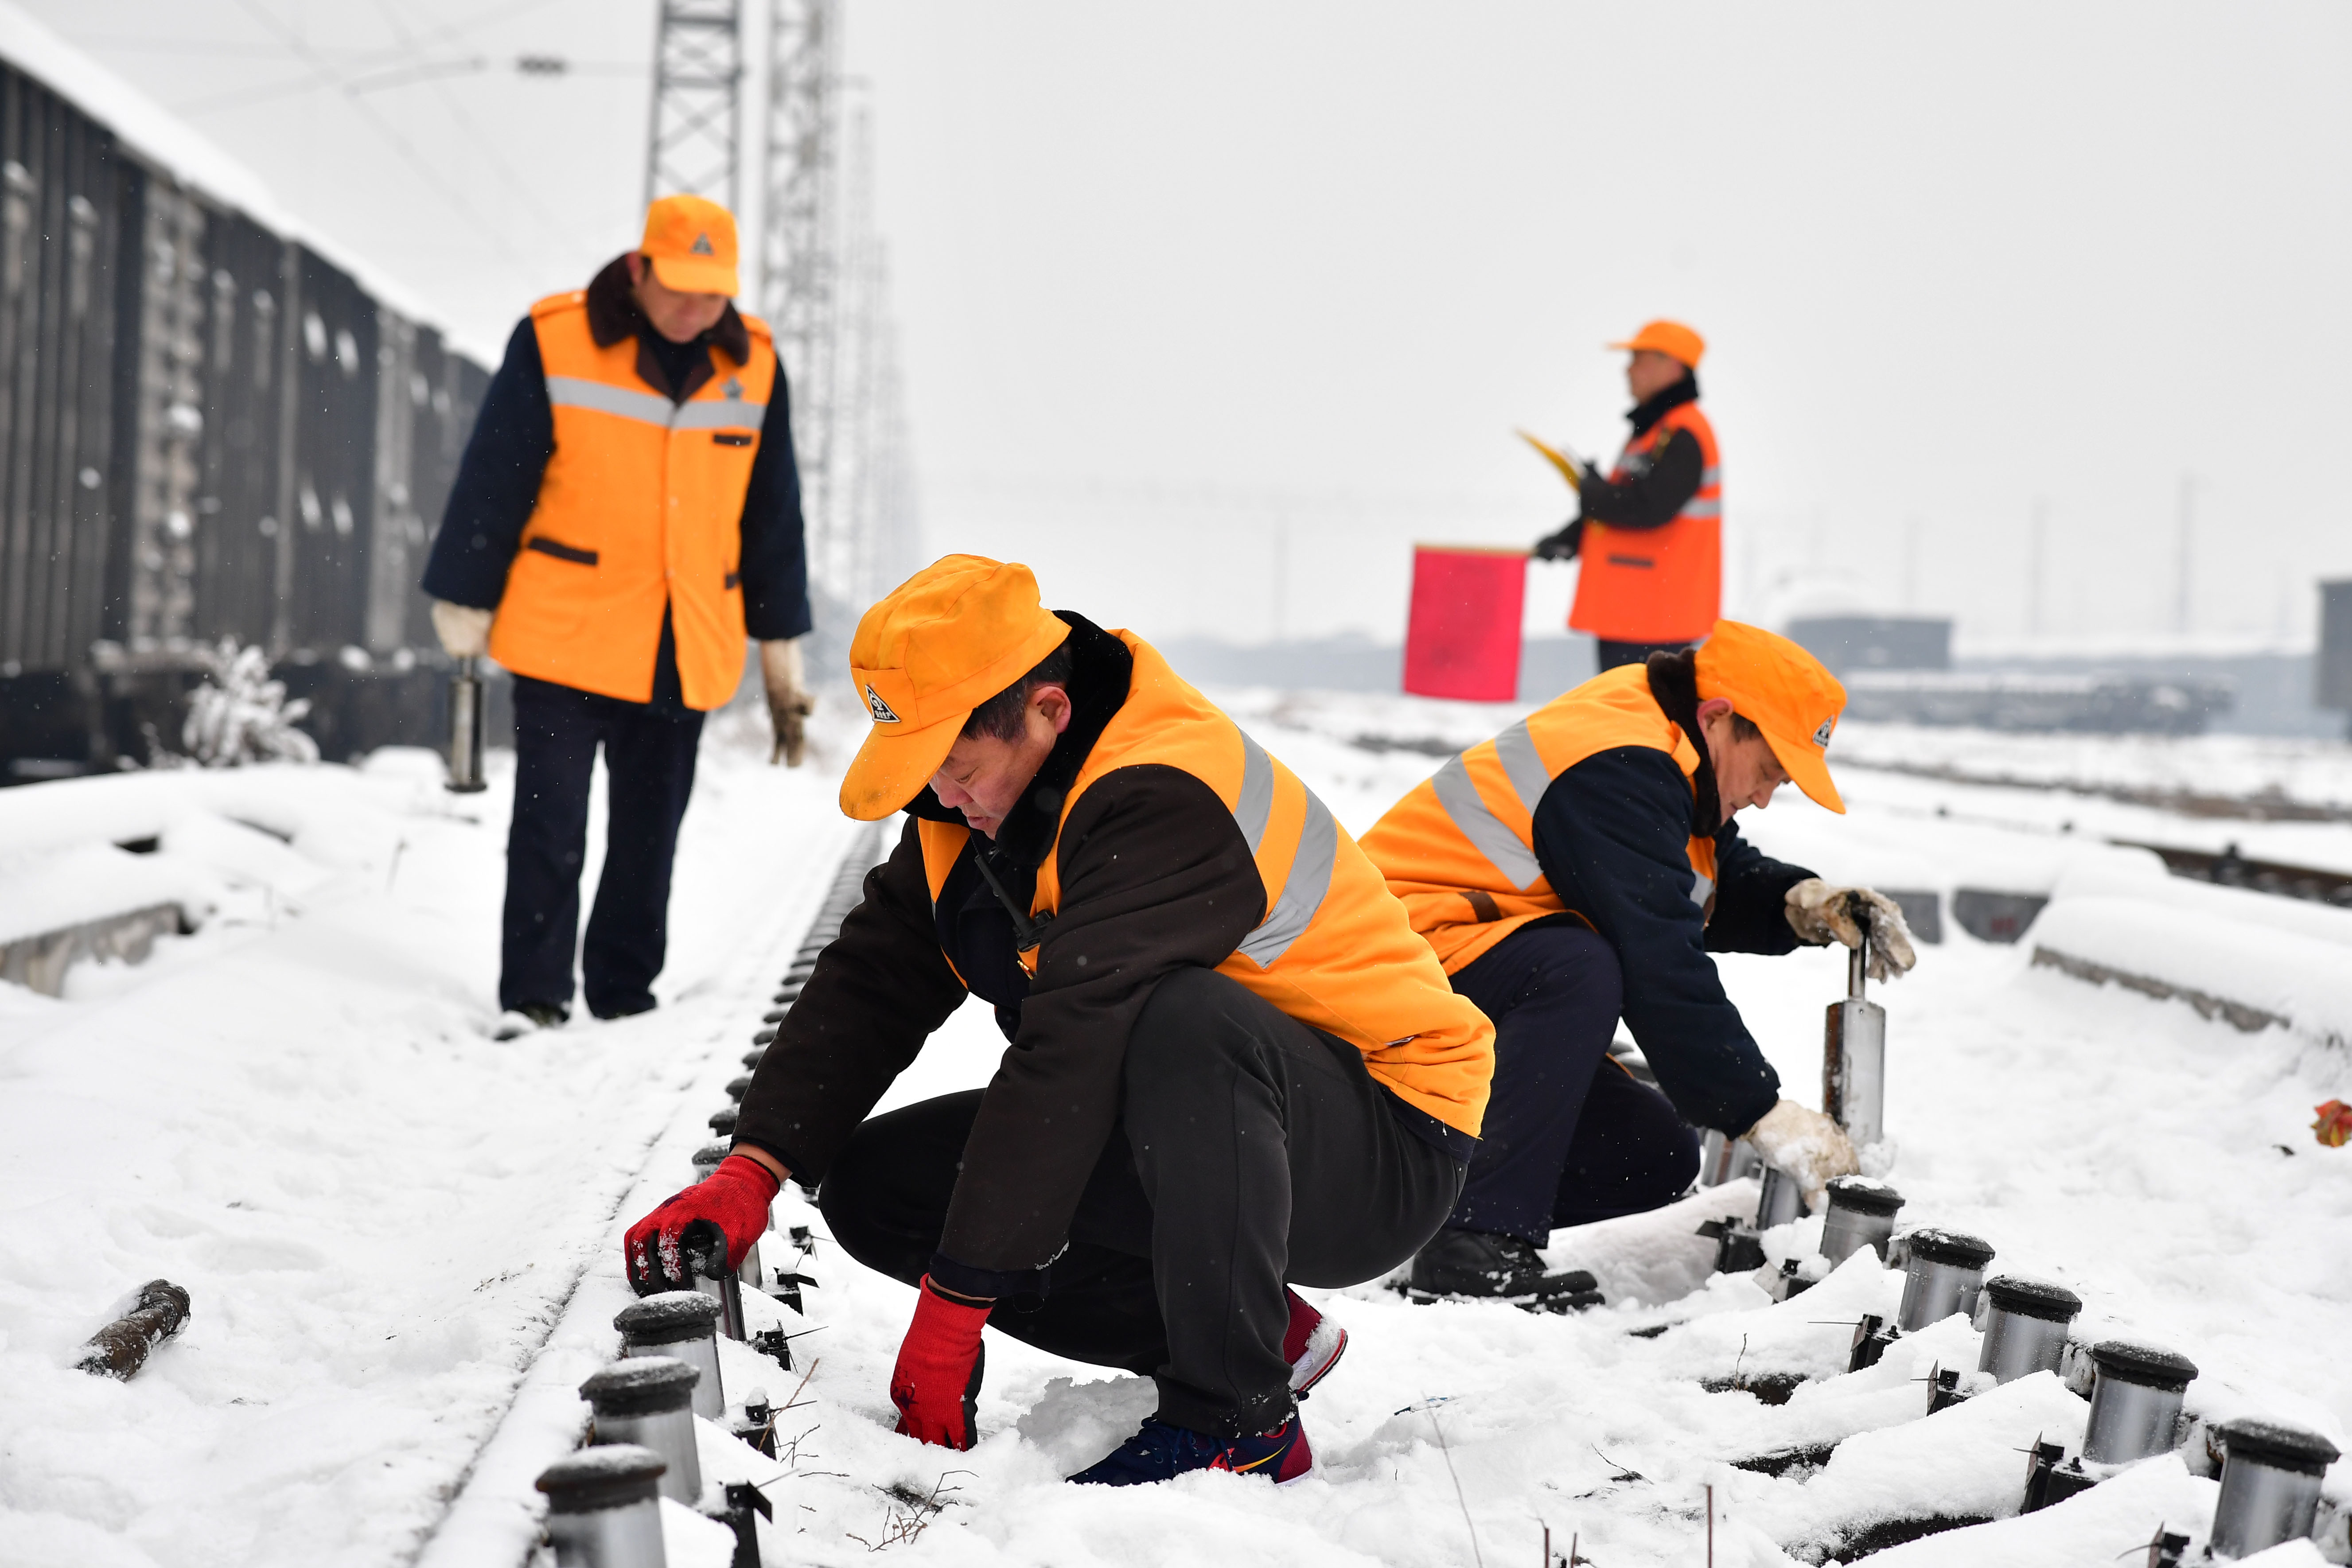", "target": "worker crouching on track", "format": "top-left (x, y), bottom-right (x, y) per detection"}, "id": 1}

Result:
top-left (1359, 622), bottom-right (1917, 1307)
top-left (623, 556), bottom-right (1495, 1485)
